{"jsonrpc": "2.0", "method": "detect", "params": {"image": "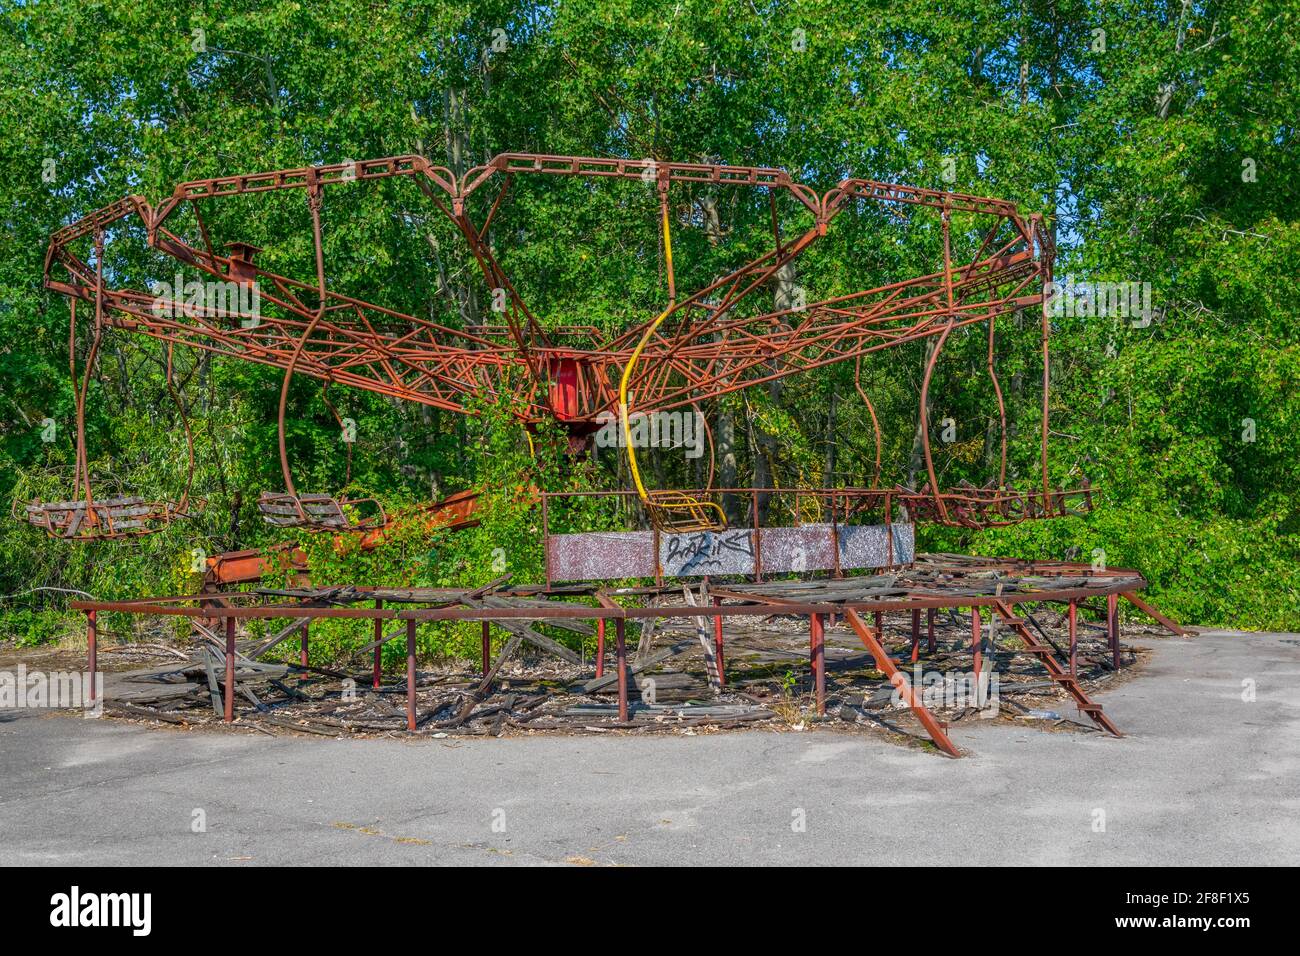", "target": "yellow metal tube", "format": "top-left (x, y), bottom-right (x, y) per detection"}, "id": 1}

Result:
top-left (618, 200), bottom-right (675, 502)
